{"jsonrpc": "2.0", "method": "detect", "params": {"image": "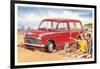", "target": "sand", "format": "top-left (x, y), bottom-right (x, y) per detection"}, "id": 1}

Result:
top-left (17, 32), bottom-right (91, 63)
